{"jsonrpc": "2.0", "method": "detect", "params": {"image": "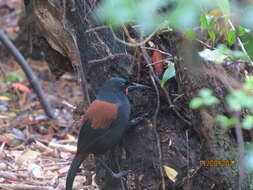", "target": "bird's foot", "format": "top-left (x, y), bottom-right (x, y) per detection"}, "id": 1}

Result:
top-left (97, 158), bottom-right (128, 179)
top-left (111, 170), bottom-right (128, 178)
